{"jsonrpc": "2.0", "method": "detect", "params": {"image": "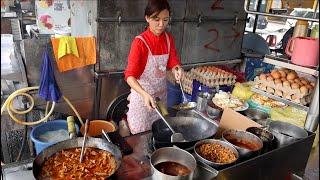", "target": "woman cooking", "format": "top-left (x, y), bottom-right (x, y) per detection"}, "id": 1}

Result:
top-left (124, 0), bottom-right (183, 134)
